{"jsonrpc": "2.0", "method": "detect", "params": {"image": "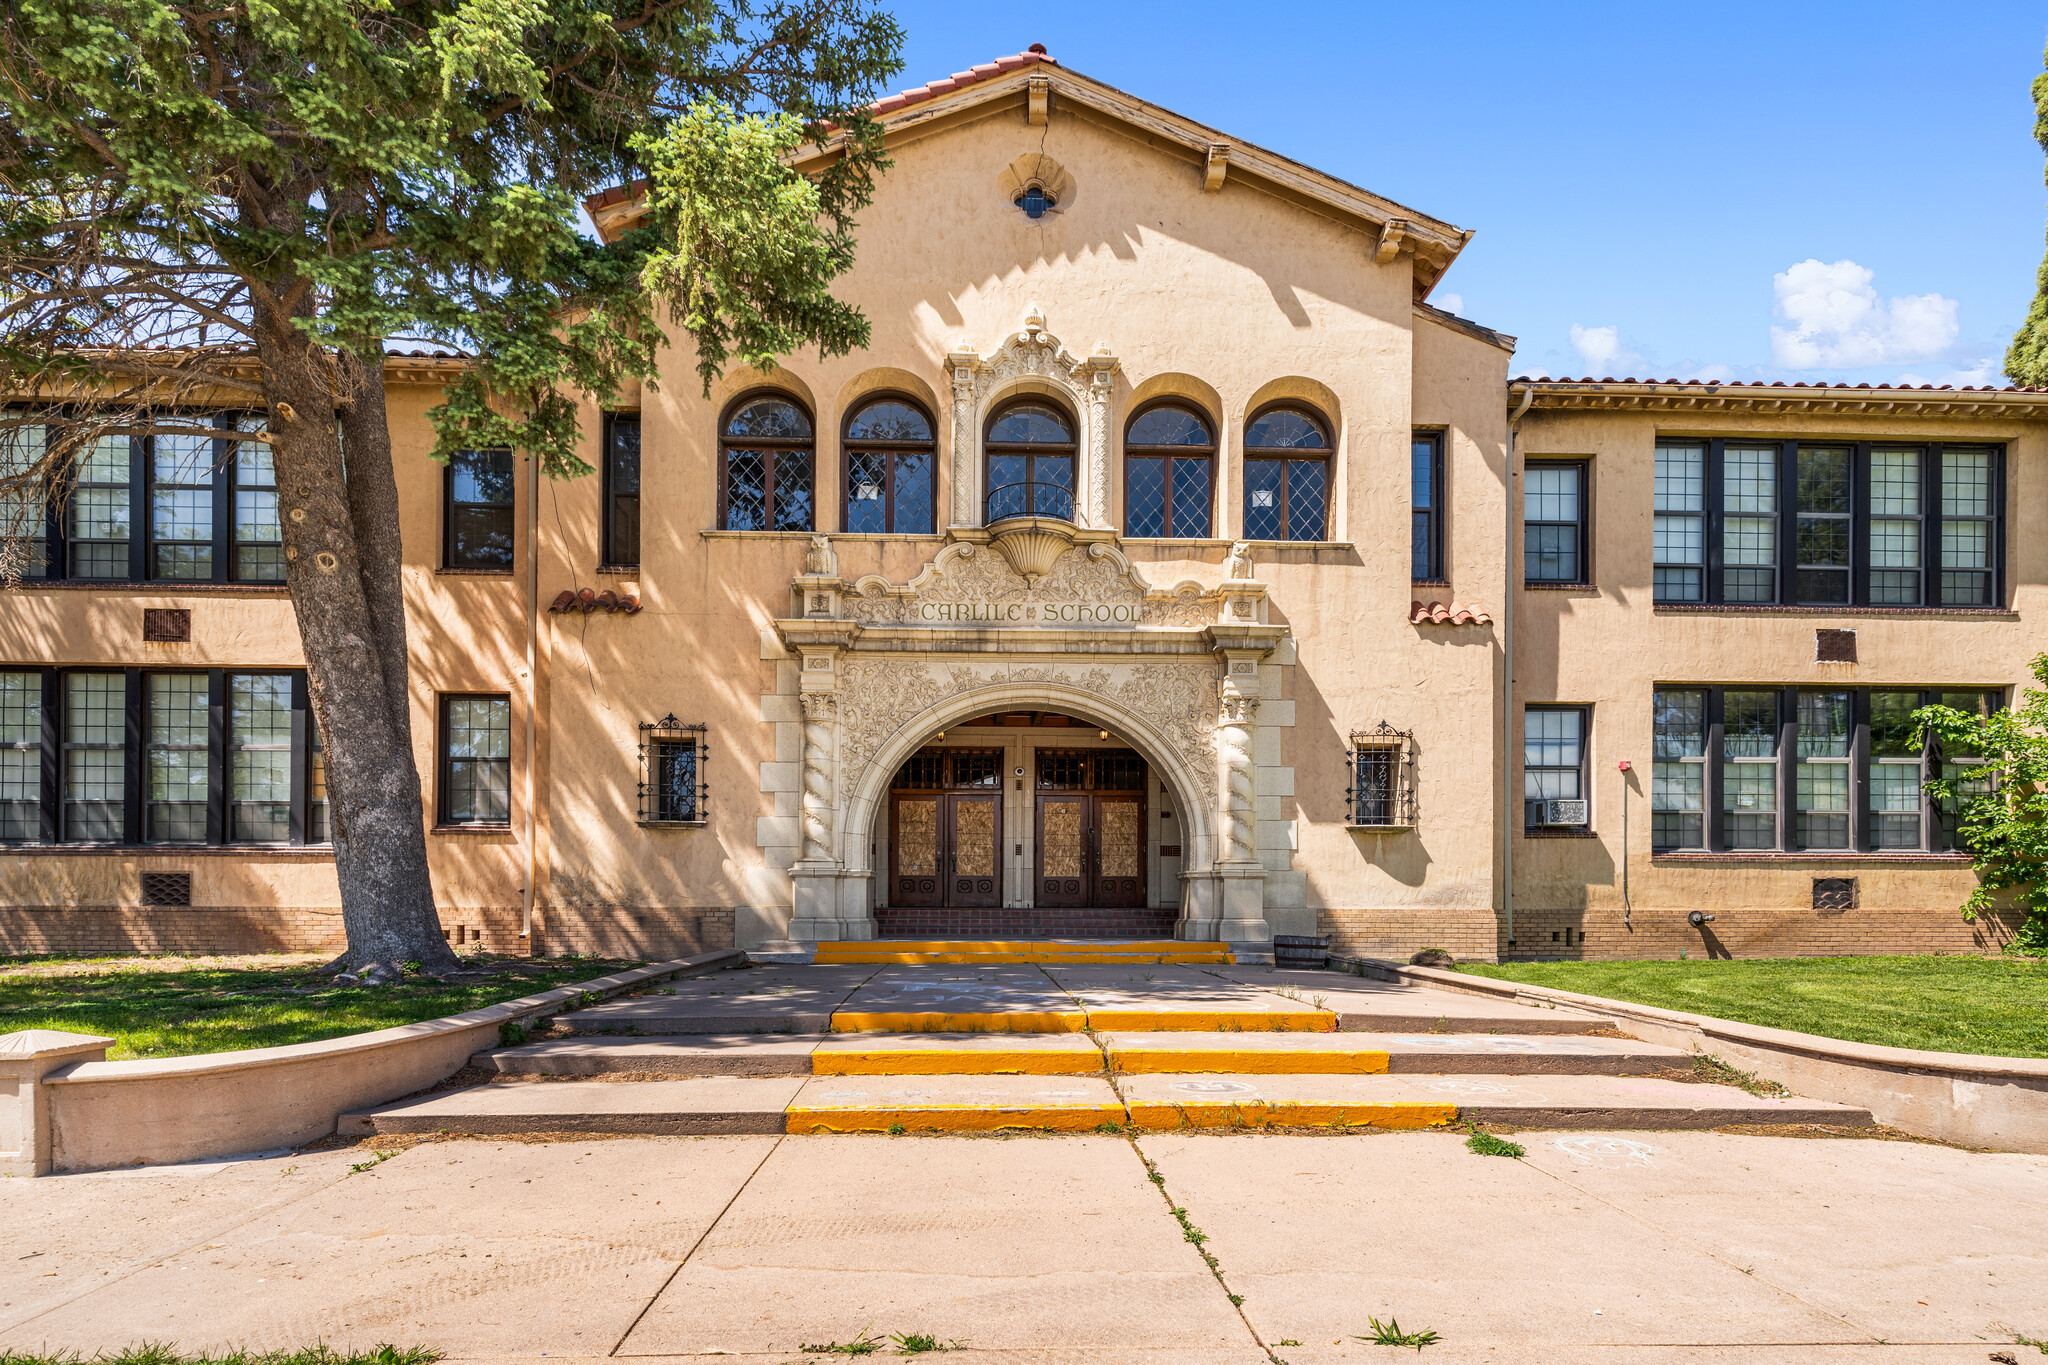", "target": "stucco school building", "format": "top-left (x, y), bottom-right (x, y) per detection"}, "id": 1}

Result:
top-left (0, 47), bottom-right (2038, 964)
